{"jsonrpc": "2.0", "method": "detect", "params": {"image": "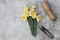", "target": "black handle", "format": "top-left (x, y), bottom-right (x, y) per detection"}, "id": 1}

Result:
top-left (39, 25), bottom-right (54, 39)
